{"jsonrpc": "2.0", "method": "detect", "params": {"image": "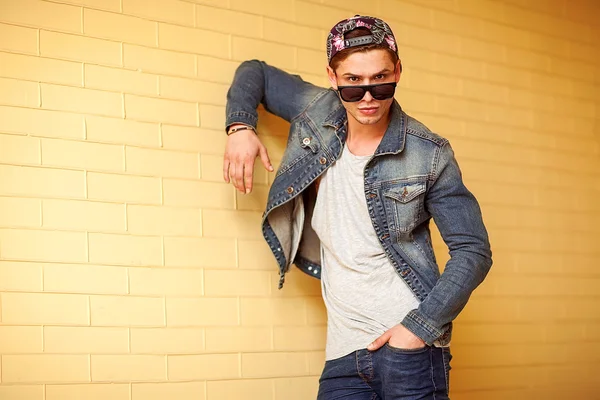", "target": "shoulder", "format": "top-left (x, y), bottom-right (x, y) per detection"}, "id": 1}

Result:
top-left (404, 113), bottom-right (449, 148)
